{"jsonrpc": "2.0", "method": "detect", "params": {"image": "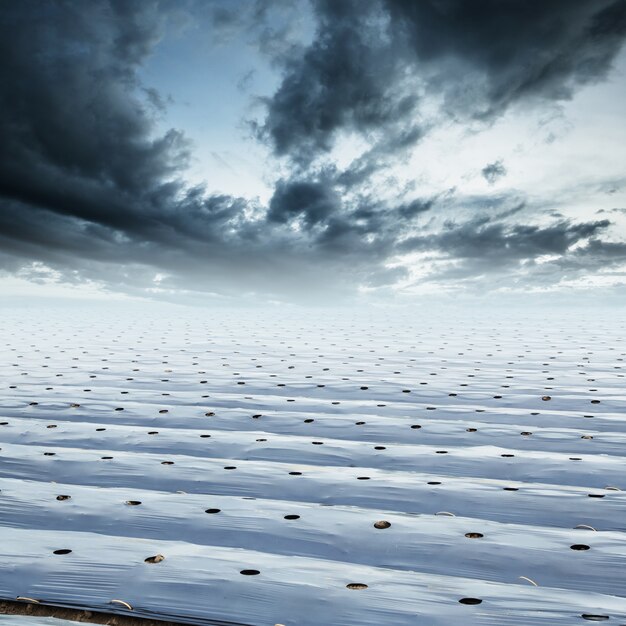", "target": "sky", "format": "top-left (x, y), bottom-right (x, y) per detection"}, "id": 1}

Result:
top-left (1, 0), bottom-right (626, 306)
